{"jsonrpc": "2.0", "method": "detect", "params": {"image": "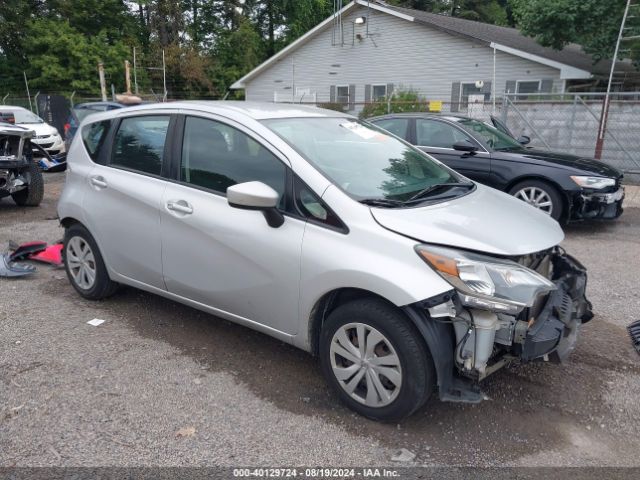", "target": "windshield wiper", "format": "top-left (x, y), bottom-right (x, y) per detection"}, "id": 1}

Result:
top-left (359, 198), bottom-right (406, 208)
top-left (405, 182), bottom-right (474, 203)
